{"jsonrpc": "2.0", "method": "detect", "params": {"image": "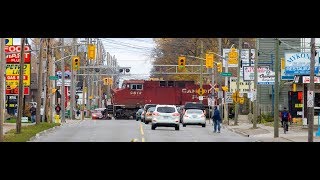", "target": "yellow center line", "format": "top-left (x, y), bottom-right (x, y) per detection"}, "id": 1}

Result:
top-left (140, 123), bottom-right (144, 135)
